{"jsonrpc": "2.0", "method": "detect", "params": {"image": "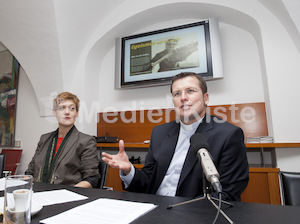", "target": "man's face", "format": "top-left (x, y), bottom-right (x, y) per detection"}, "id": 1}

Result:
top-left (166, 42), bottom-right (177, 51)
top-left (172, 76), bottom-right (209, 125)
top-left (53, 99), bottom-right (78, 128)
